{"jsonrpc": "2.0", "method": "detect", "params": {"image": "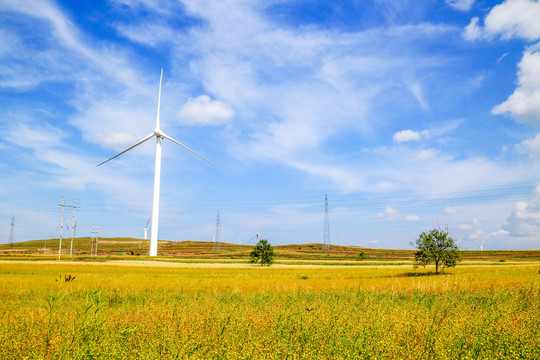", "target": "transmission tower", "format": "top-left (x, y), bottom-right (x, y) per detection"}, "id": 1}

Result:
top-left (213, 211), bottom-right (221, 251)
top-left (9, 214), bottom-right (14, 246)
top-left (57, 197), bottom-right (79, 259)
top-left (69, 198), bottom-right (79, 258)
top-left (90, 225), bottom-right (99, 256)
top-left (323, 194), bottom-right (331, 250)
